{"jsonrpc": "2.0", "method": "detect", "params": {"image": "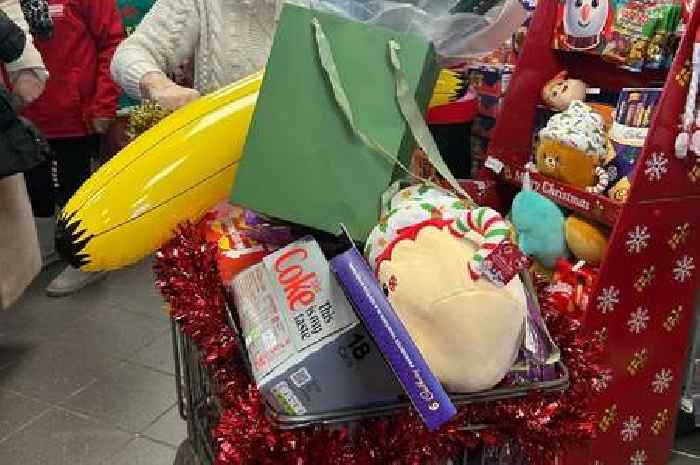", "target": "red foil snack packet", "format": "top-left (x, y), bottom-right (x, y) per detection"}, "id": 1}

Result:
top-left (199, 202), bottom-right (295, 284)
top-left (545, 258), bottom-right (599, 319)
